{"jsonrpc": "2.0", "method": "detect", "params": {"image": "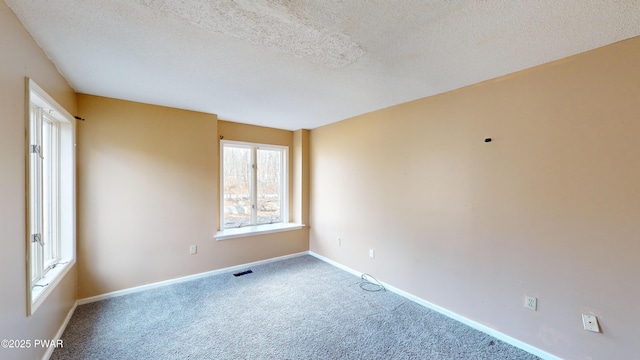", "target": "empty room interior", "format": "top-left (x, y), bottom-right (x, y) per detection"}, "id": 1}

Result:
top-left (1, 1), bottom-right (639, 359)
